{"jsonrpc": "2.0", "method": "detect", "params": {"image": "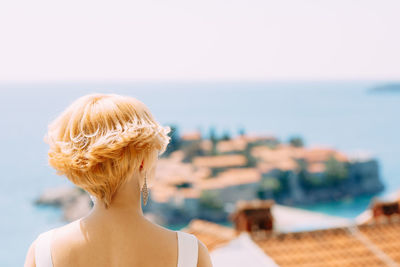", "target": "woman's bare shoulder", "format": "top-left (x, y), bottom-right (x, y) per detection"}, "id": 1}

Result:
top-left (155, 223), bottom-right (212, 267)
top-left (54, 219), bottom-right (87, 246)
top-left (197, 238), bottom-right (213, 267)
top-left (145, 217), bottom-right (178, 237)
top-left (23, 221), bottom-right (80, 267)
top-left (50, 219), bottom-right (84, 246)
